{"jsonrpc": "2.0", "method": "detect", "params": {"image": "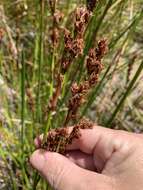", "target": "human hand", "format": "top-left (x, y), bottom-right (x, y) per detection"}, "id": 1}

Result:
top-left (30, 126), bottom-right (143, 190)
